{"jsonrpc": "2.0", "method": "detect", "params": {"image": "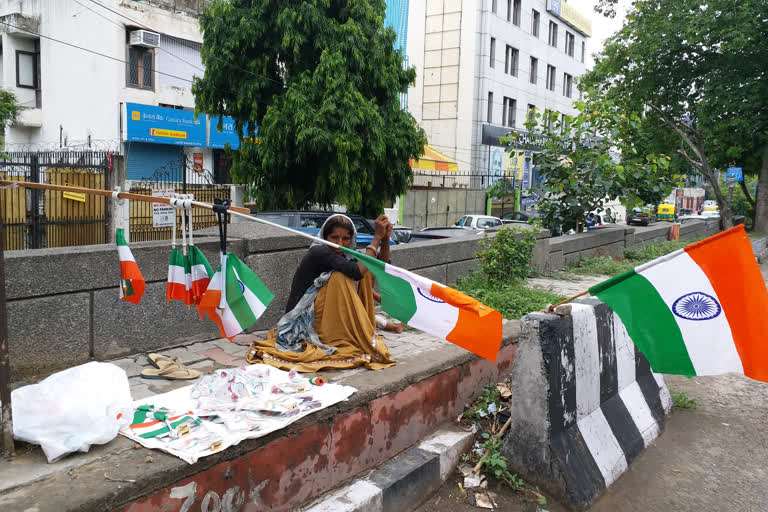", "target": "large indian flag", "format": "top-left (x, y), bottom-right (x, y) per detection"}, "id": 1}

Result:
top-left (116, 228), bottom-right (145, 305)
top-left (590, 225), bottom-right (768, 382)
top-left (340, 247), bottom-right (503, 362)
top-left (199, 253), bottom-right (274, 340)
